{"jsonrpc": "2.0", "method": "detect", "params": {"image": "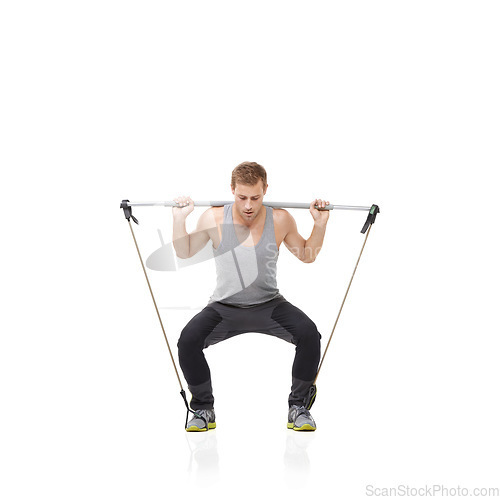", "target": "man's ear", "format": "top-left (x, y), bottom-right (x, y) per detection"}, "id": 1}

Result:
top-left (231, 184), bottom-right (235, 195)
top-left (263, 184), bottom-right (268, 195)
